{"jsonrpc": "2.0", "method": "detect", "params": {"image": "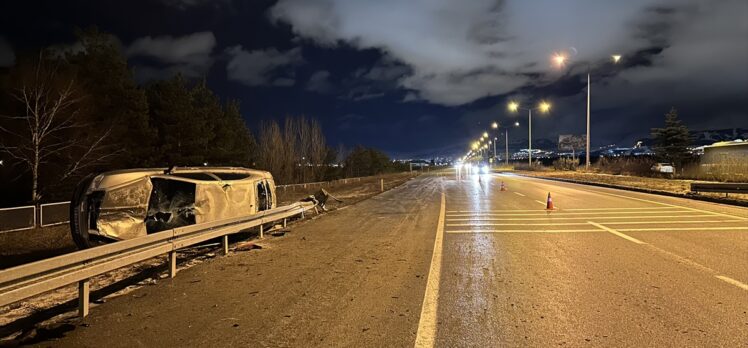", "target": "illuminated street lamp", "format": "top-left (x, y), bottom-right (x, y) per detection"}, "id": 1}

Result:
top-left (554, 51), bottom-right (622, 169)
top-left (491, 122), bottom-right (498, 129)
top-left (508, 100), bottom-right (552, 166)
